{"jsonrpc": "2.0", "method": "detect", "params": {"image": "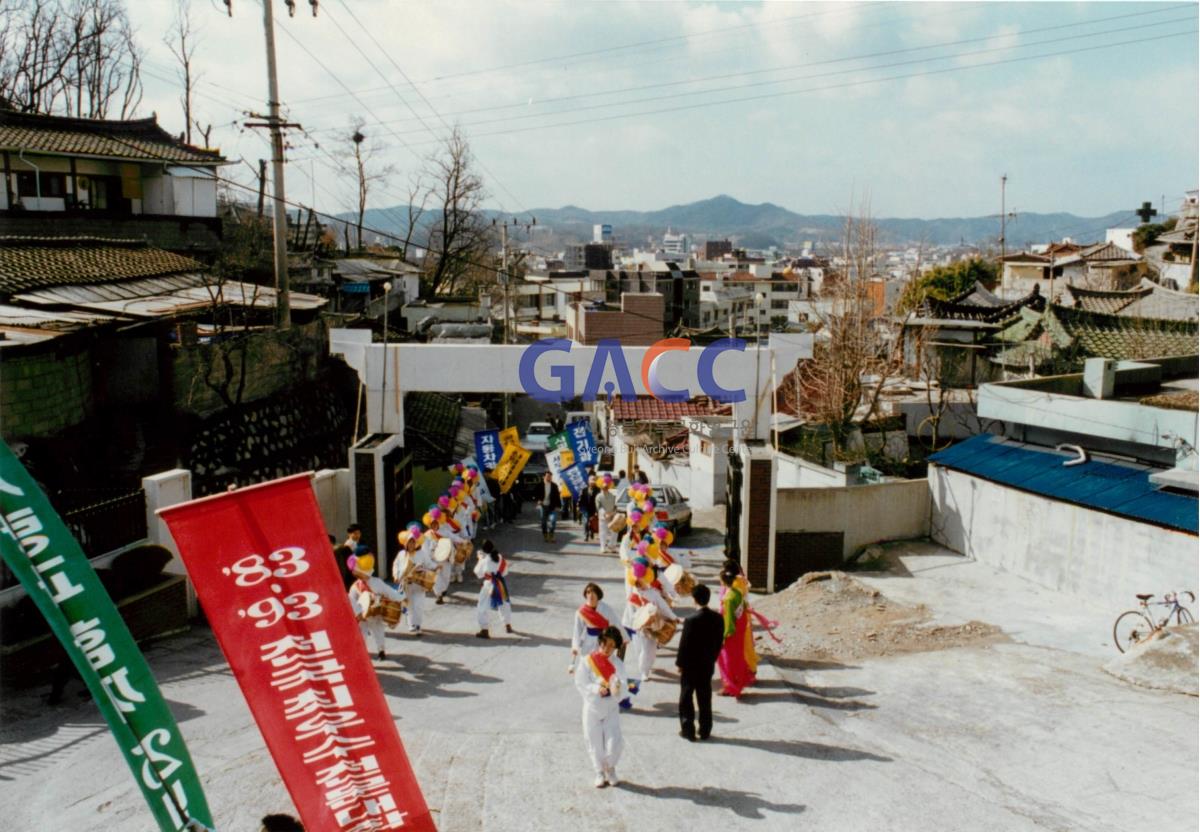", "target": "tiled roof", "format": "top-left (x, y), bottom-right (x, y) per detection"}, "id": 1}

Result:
top-left (404, 392), bottom-right (462, 467)
top-left (0, 237), bottom-right (205, 295)
top-left (1078, 241), bottom-right (1139, 262)
top-left (992, 304), bottom-right (1198, 367)
top-left (920, 285), bottom-right (1044, 323)
top-left (1062, 284), bottom-right (1146, 316)
top-left (0, 109), bottom-right (224, 164)
top-left (610, 396), bottom-right (727, 421)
